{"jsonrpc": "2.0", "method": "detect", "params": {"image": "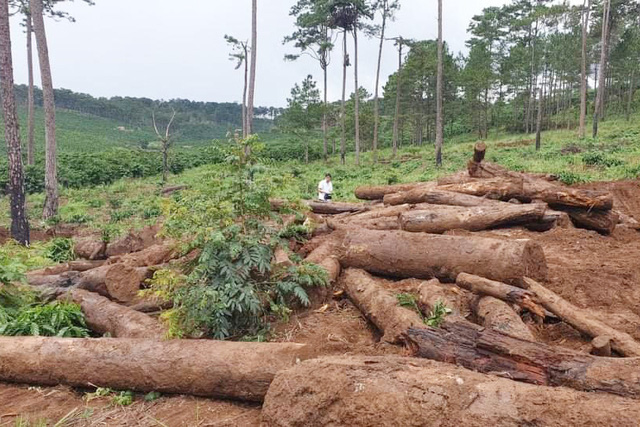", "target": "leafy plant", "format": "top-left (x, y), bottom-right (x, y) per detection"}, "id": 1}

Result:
top-left (112, 391), bottom-right (134, 406)
top-left (45, 238), bottom-right (75, 263)
top-left (425, 300), bottom-right (452, 328)
top-left (0, 301), bottom-right (89, 338)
